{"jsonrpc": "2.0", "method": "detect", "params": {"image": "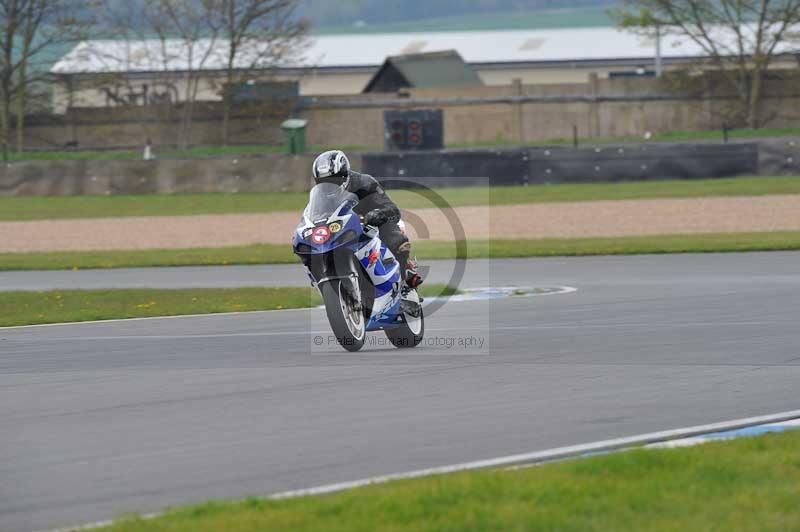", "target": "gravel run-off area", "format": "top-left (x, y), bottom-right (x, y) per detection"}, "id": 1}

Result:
top-left (1, 195), bottom-right (798, 253)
